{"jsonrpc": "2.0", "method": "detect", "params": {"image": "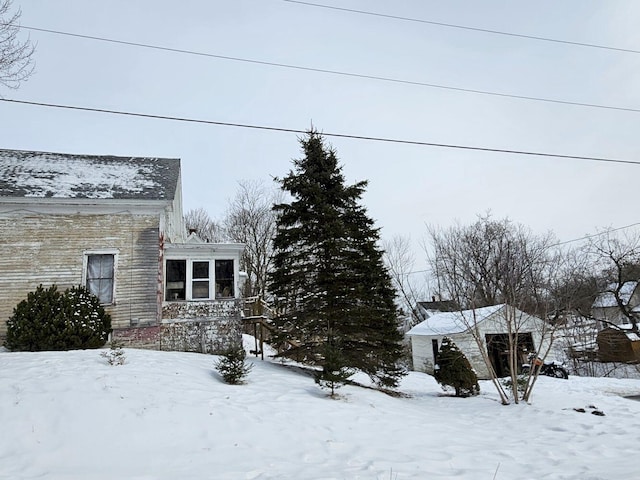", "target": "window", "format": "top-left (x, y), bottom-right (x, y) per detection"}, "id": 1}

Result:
top-left (164, 259), bottom-right (234, 301)
top-left (192, 261), bottom-right (210, 299)
top-left (86, 254), bottom-right (115, 304)
top-left (166, 260), bottom-right (186, 301)
top-left (215, 260), bottom-right (234, 298)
